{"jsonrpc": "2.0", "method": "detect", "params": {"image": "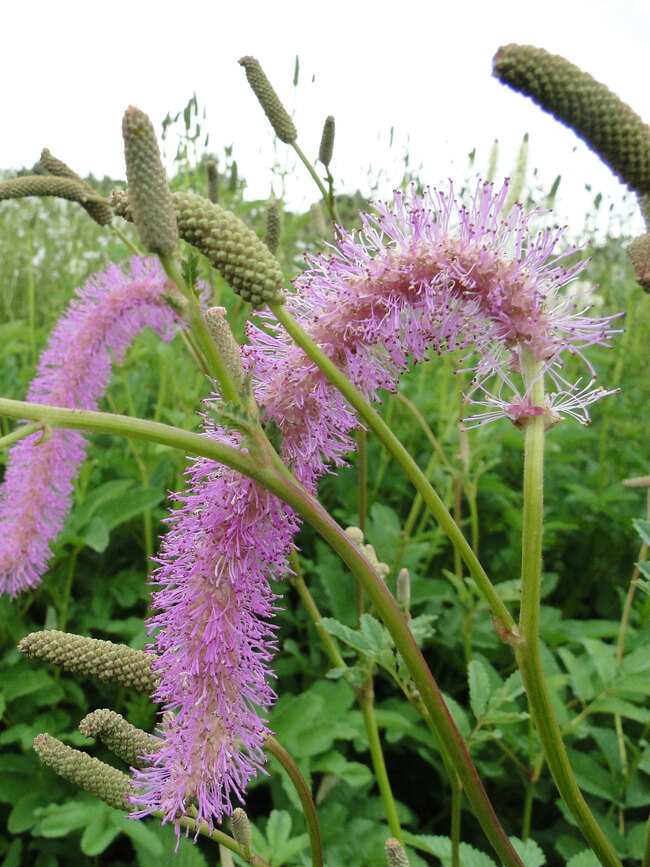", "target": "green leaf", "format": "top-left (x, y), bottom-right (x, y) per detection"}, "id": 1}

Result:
top-left (7, 791), bottom-right (53, 833)
top-left (36, 800), bottom-right (101, 837)
top-left (510, 836), bottom-right (545, 866)
top-left (468, 659), bottom-right (491, 718)
top-left (81, 515), bottom-right (110, 553)
top-left (80, 809), bottom-right (121, 855)
top-left (319, 618), bottom-right (372, 655)
top-left (405, 832), bottom-right (497, 866)
top-left (558, 647), bottom-right (595, 702)
top-left (311, 750), bottom-right (373, 787)
top-left (566, 749), bottom-right (623, 804)
top-left (566, 851), bottom-right (600, 867)
top-left (581, 638), bottom-right (616, 686)
top-left (591, 696), bottom-right (650, 724)
top-left (633, 518), bottom-right (650, 546)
